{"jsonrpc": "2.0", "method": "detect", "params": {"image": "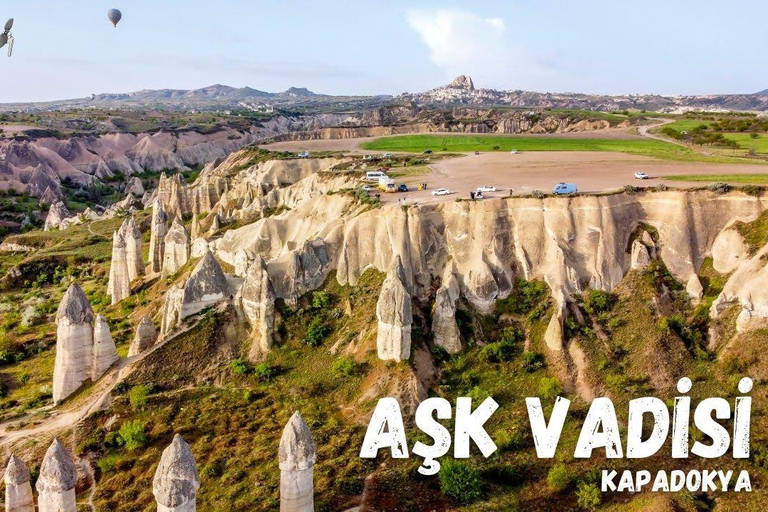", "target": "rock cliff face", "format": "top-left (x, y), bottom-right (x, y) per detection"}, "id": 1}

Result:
top-left (107, 231), bottom-right (131, 305)
top-left (149, 201), bottom-right (170, 273)
top-left (279, 412), bottom-right (316, 512)
top-left (53, 284), bottom-right (95, 403)
top-left (239, 257), bottom-right (276, 361)
top-left (130, 316), bottom-right (159, 356)
top-left (153, 435), bottom-right (200, 512)
top-left (432, 264), bottom-right (462, 354)
top-left (35, 439), bottom-right (77, 512)
top-left (163, 218), bottom-right (191, 277)
top-left (4, 455), bottom-right (34, 512)
top-left (376, 257), bottom-right (412, 362)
